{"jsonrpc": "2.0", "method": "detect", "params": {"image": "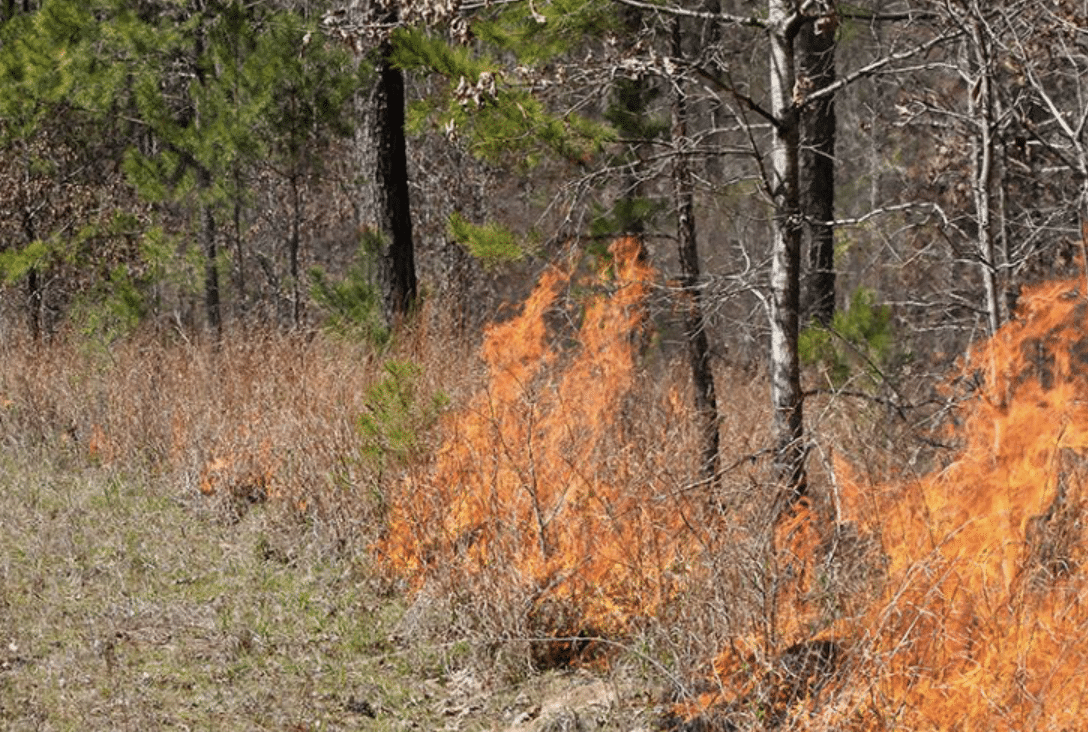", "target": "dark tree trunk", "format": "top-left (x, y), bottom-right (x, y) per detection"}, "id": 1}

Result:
top-left (21, 212), bottom-right (41, 341)
top-left (614, 5), bottom-right (649, 236)
top-left (798, 14), bottom-right (837, 326)
top-left (231, 168), bottom-right (247, 319)
top-left (671, 18), bottom-right (721, 487)
top-left (200, 170), bottom-right (222, 340)
top-left (355, 17), bottom-right (417, 326)
top-left (26, 266), bottom-right (41, 342)
top-left (769, 1), bottom-right (807, 500)
top-left (289, 172), bottom-right (302, 328)
top-left (193, 15), bottom-right (221, 341)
